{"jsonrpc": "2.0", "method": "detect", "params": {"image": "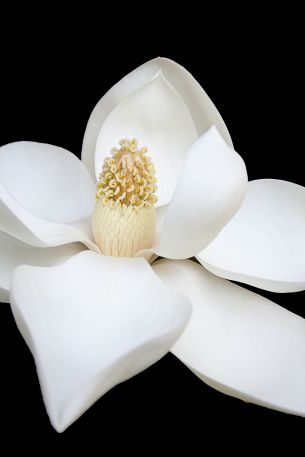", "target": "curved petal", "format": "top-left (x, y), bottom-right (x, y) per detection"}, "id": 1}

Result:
top-left (81, 57), bottom-right (233, 181)
top-left (95, 73), bottom-right (198, 207)
top-left (153, 259), bottom-right (305, 417)
top-left (0, 180), bottom-right (98, 251)
top-left (10, 251), bottom-right (191, 432)
top-left (197, 179), bottom-right (305, 292)
top-left (153, 127), bottom-right (247, 259)
top-left (0, 231), bottom-right (85, 303)
top-left (0, 142), bottom-right (95, 223)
